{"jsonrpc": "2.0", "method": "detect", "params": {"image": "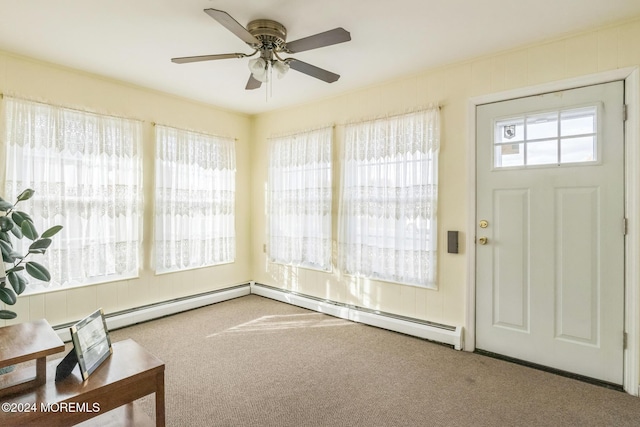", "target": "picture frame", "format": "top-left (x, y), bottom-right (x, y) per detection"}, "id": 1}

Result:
top-left (70, 308), bottom-right (112, 380)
